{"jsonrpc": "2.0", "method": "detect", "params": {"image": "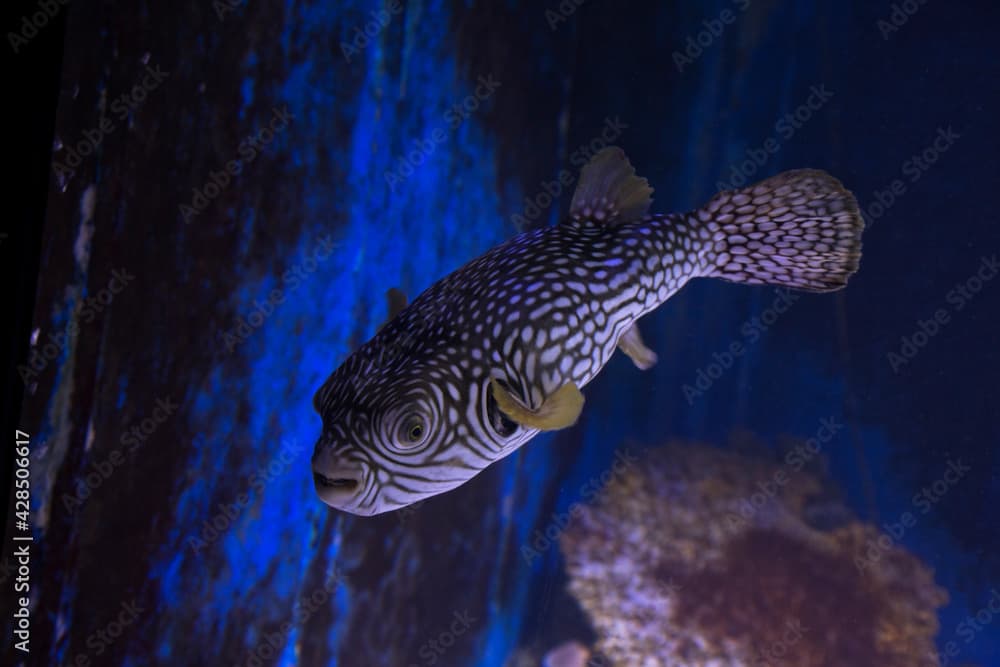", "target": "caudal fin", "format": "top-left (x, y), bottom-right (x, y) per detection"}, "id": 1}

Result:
top-left (699, 170), bottom-right (863, 292)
